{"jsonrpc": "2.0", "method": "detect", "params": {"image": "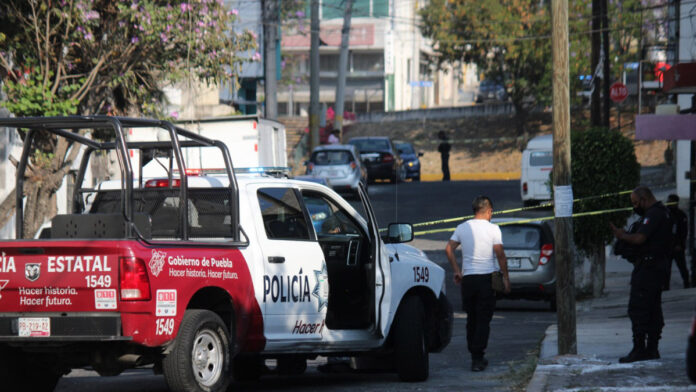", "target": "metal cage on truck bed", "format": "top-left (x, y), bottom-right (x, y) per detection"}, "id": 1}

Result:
top-left (0, 116), bottom-right (243, 243)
